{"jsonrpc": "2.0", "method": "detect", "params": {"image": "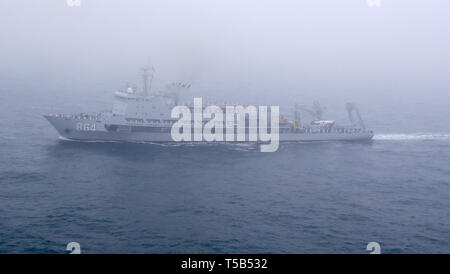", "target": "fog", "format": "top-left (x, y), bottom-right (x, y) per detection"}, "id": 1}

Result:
top-left (1, 0), bottom-right (449, 122)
